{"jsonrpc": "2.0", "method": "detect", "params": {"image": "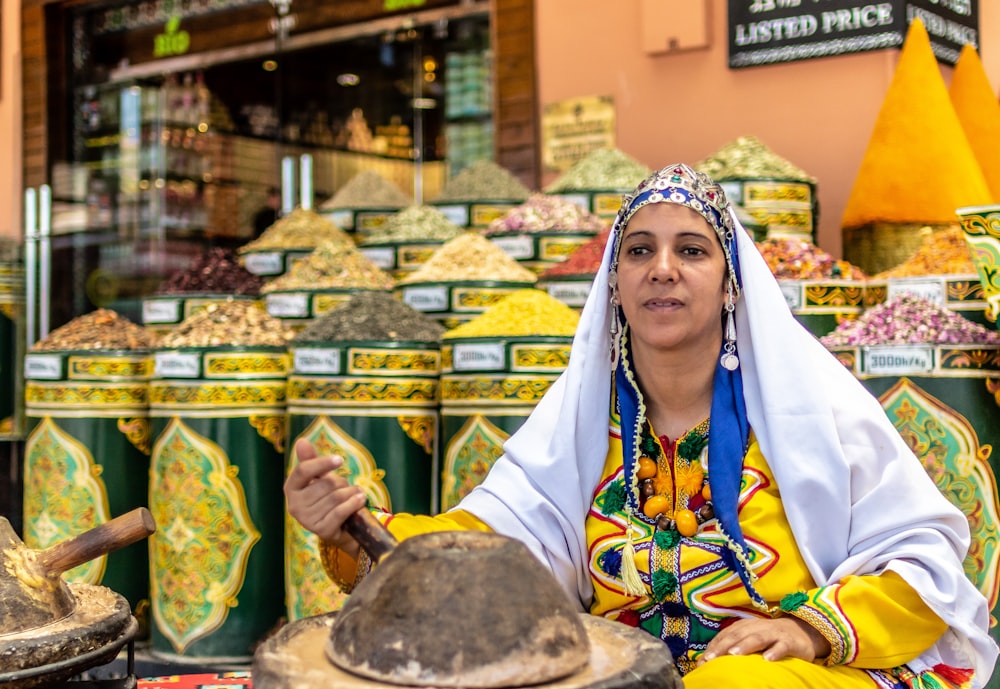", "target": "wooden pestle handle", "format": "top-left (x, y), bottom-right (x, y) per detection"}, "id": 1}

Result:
top-left (37, 507), bottom-right (157, 577)
top-left (343, 508), bottom-right (398, 563)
